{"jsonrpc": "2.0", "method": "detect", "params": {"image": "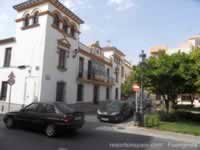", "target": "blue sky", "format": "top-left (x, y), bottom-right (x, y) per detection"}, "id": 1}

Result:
top-left (1, 0), bottom-right (200, 64)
